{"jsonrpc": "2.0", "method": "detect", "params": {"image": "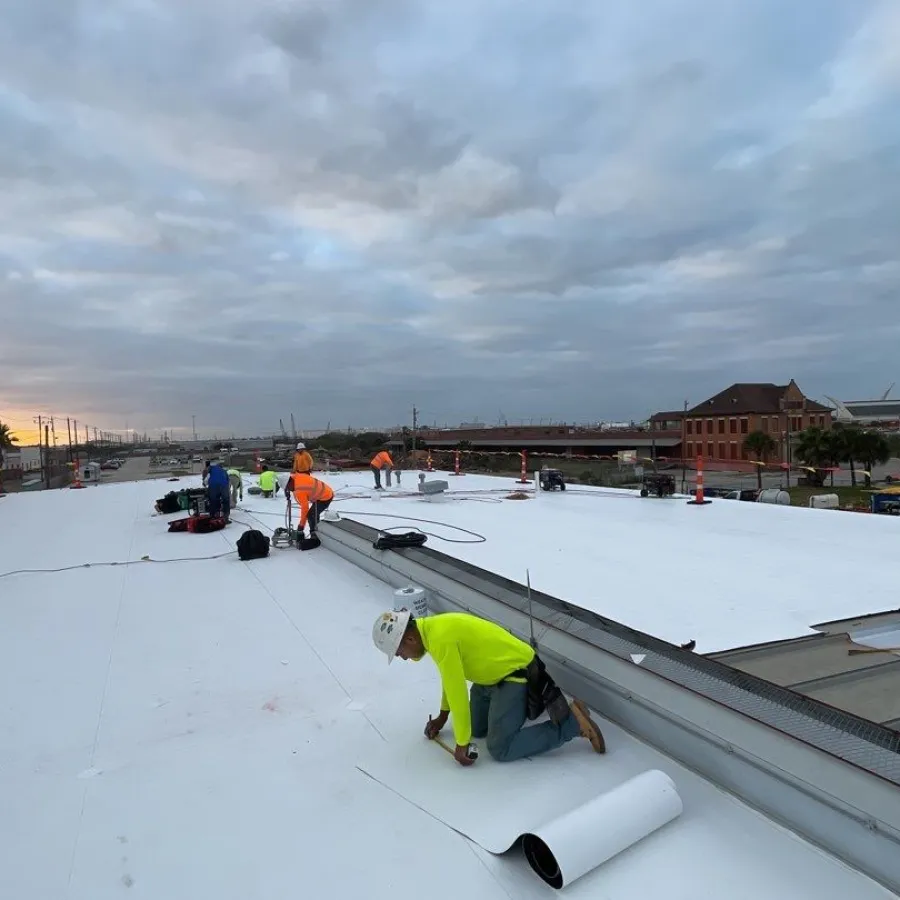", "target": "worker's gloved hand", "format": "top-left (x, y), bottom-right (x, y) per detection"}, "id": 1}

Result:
top-left (454, 744), bottom-right (475, 767)
top-left (424, 712), bottom-right (448, 739)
